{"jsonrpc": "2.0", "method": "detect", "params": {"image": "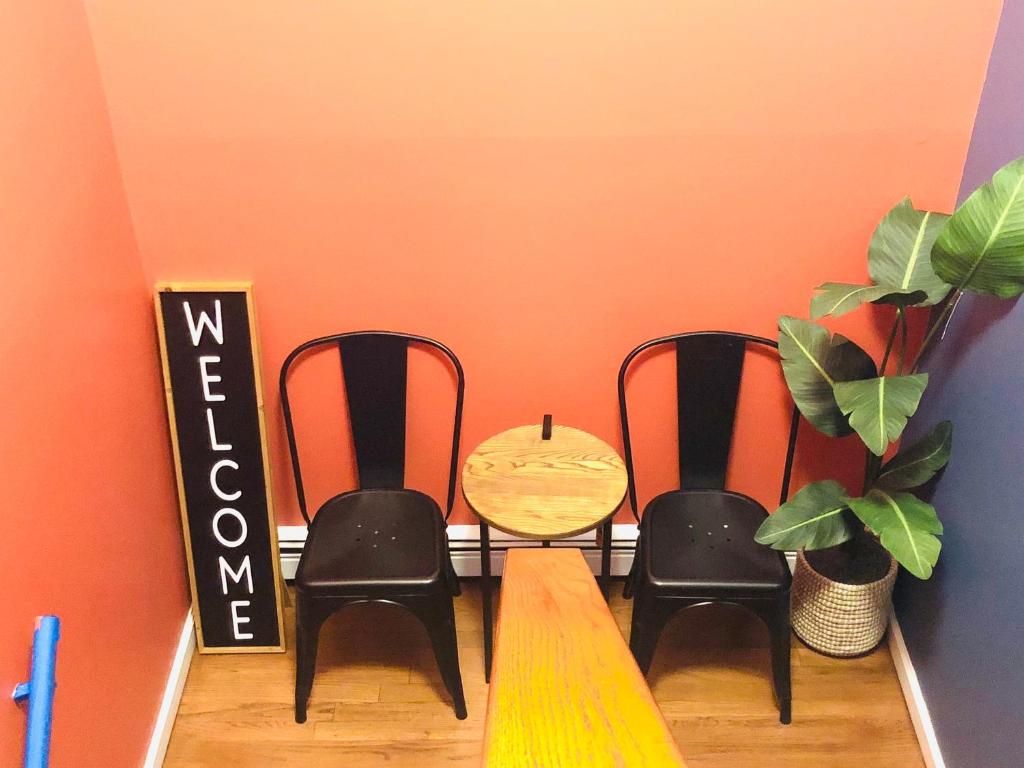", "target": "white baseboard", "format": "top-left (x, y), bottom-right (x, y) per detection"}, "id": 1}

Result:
top-left (143, 611), bottom-right (196, 768)
top-left (279, 523), bottom-right (641, 579)
top-left (888, 611), bottom-right (946, 768)
top-left (279, 524), bottom-right (799, 579)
